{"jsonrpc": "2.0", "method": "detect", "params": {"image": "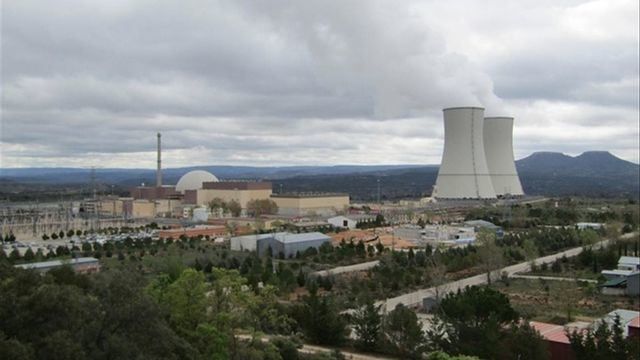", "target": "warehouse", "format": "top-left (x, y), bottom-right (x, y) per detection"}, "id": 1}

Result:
top-left (231, 232), bottom-right (331, 257)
